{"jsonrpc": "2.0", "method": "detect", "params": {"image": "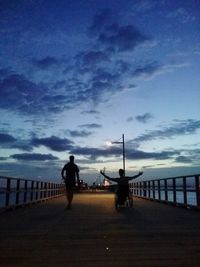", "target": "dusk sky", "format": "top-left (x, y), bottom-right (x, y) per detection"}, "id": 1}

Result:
top-left (0, 0), bottom-right (200, 184)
